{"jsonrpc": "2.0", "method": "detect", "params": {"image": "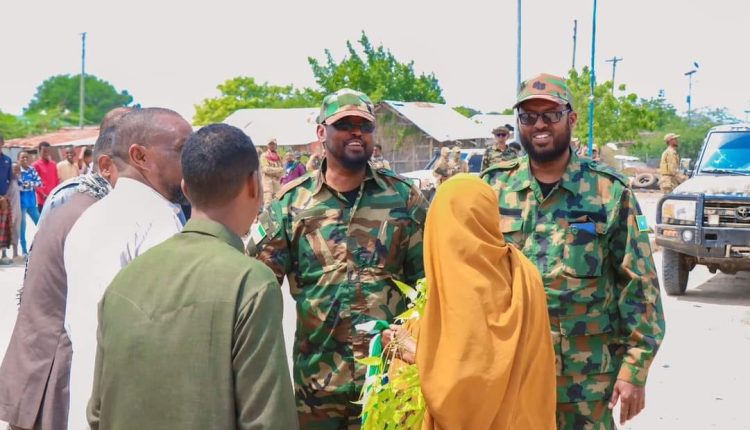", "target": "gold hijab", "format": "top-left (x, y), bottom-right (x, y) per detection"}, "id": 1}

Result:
top-left (416, 174), bottom-right (556, 430)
